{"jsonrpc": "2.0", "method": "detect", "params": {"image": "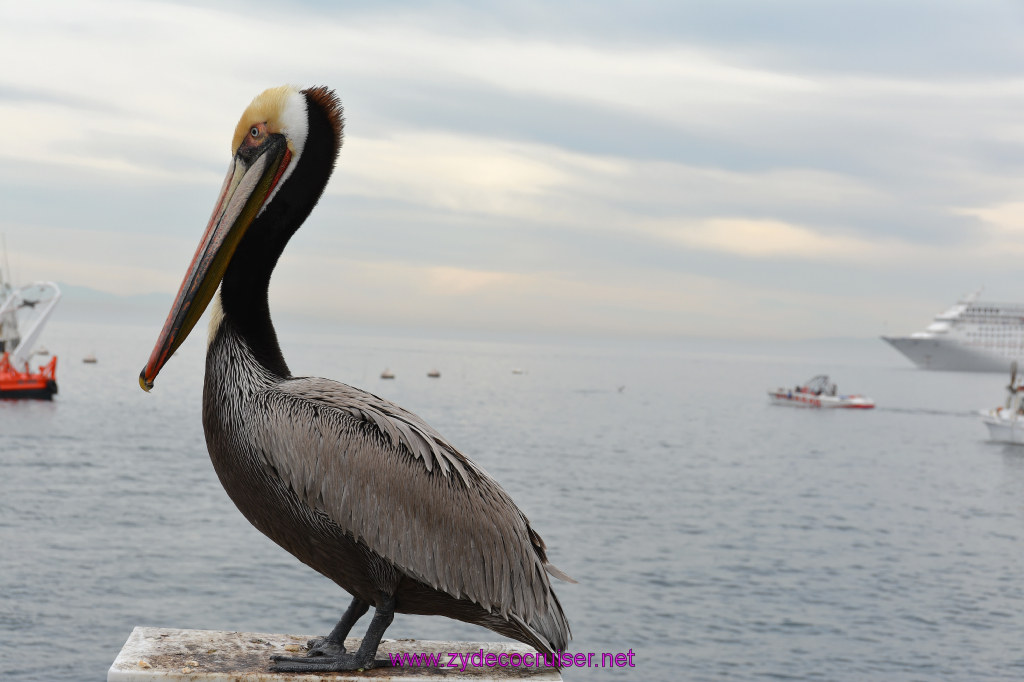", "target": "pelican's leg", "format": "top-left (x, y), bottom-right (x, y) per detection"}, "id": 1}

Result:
top-left (304, 596), bottom-right (370, 657)
top-left (271, 593), bottom-right (395, 671)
